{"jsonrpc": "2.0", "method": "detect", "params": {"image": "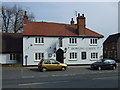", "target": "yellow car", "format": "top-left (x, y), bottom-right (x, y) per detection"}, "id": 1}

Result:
top-left (38, 59), bottom-right (67, 72)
